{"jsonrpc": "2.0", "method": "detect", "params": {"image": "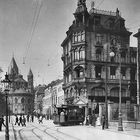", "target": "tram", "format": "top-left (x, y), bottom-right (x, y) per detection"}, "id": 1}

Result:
top-left (53, 105), bottom-right (84, 126)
